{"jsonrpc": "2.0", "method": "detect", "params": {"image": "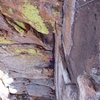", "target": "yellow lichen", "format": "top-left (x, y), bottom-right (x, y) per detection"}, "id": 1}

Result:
top-left (0, 6), bottom-right (12, 18)
top-left (8, 8), bottom-right (13, 14)
top-left (52, 8), bottom-right (60, 17)
top-left (14, 21), bottom-right (26, 36)
top-left (22, 3), bottom-right (49, 34)
top-left (15, 21), bottom-right (26, 29)
top-left (0, 37), bottom-right (13, 44)
top-left (0, 6), bottom-right (2, 11)
top-left (15, 48), bottom-right (42, 56)
top-left (49, 20), bottom-right (56, 33)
